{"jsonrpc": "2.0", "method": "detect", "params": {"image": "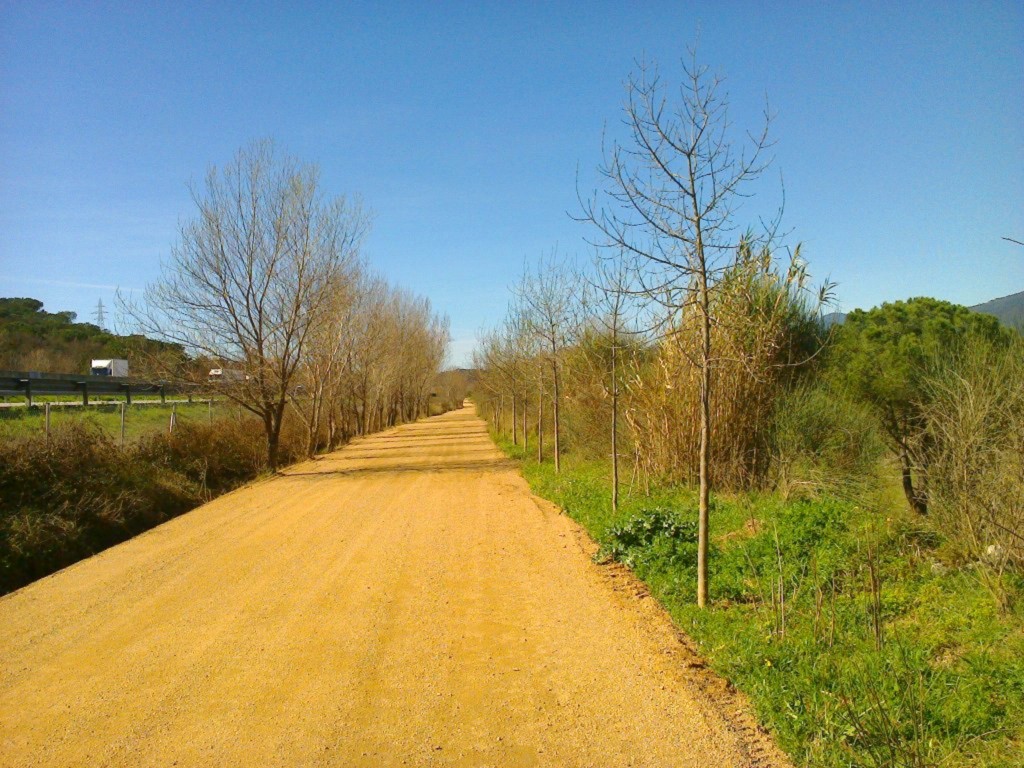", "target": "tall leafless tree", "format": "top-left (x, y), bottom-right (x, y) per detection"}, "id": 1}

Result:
top-left (580, 55), bottom-right (774, 607)
top-left (583, 255), bottom-right (638, 513)
top-left (122, 140), bottom-right (368, 470)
